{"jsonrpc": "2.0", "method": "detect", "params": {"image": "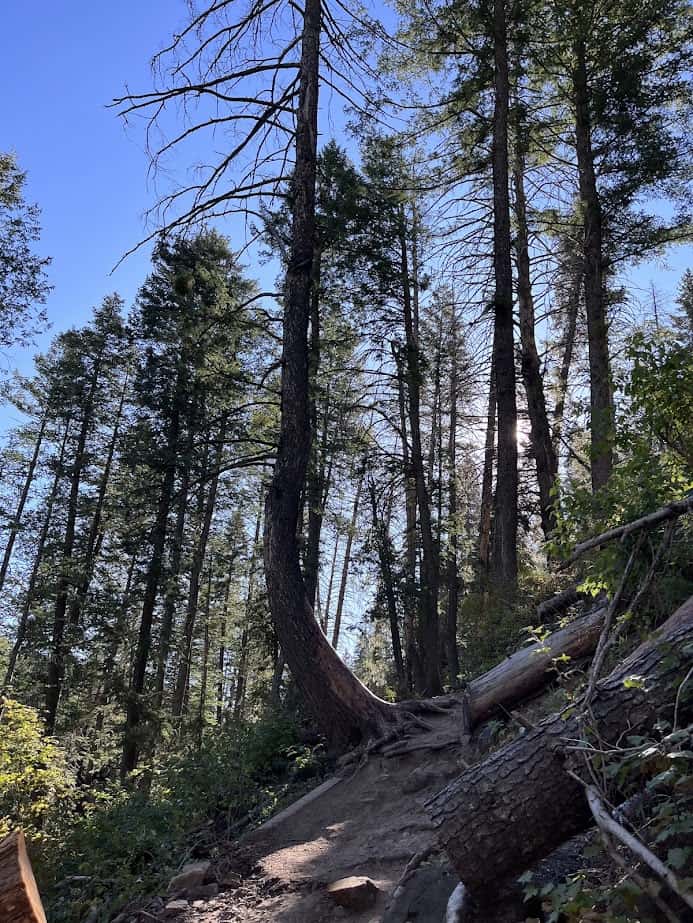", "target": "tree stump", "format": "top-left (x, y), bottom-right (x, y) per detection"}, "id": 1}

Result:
top-left (0, 830), bottom-right (47, 923)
